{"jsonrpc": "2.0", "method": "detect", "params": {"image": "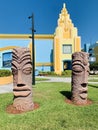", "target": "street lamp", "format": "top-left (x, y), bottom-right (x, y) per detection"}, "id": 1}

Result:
top-left (28, 13), bottom-right (36, 85)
